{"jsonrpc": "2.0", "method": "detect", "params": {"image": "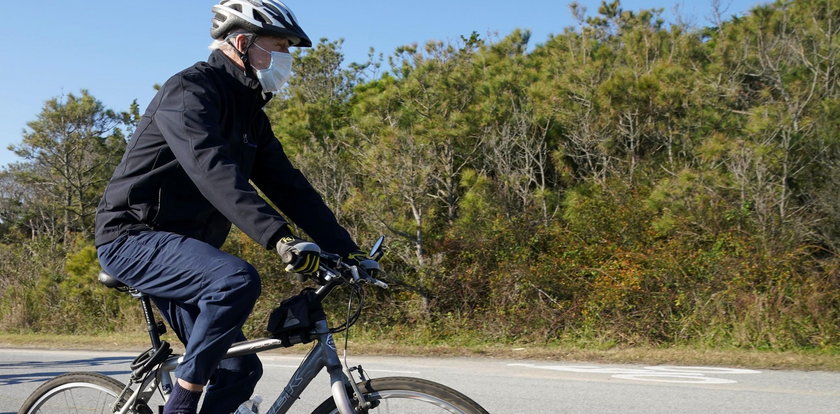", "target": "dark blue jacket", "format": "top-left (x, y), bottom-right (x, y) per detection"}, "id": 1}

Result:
top-left (95, 50), bottom-right (357, 255)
